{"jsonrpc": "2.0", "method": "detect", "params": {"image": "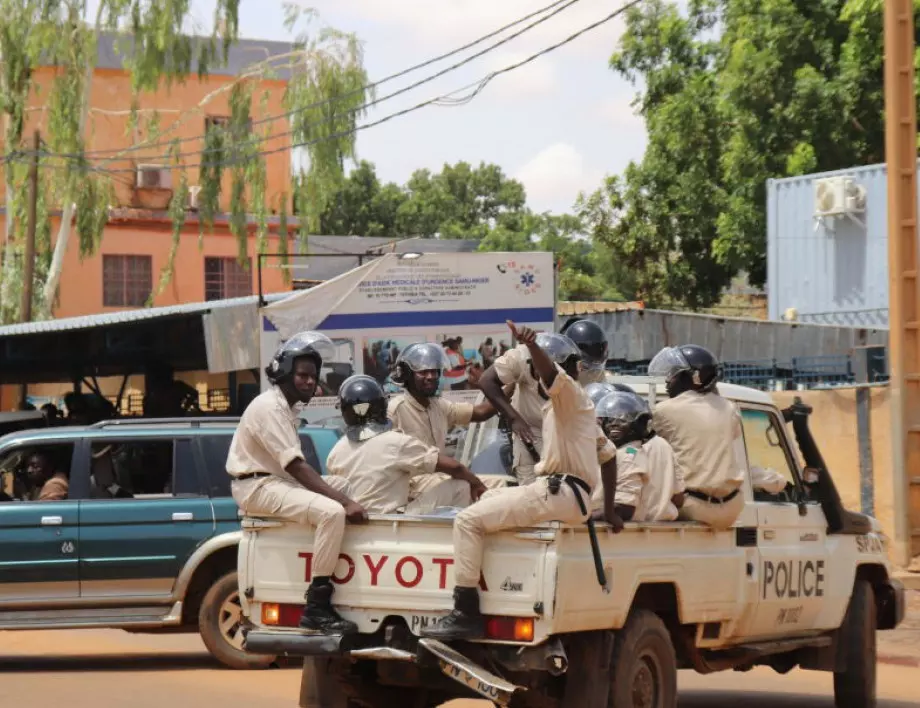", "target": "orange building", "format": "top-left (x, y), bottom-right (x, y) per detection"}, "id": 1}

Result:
top-left (0, 33), bottom-right (304, 411)
top-left (1, 32), bottom-right (295, 319)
